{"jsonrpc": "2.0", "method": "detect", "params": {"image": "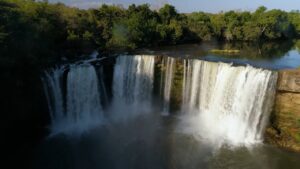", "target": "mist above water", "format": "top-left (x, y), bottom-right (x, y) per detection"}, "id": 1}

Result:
top-left (180, 59), bottom-right (277, 147)
top-left (110, 55), bottom-right (155, 121)
top-left (43, 55), bottom-right (277, 148)
top-left (43, 64), bottom-right (105, 136)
